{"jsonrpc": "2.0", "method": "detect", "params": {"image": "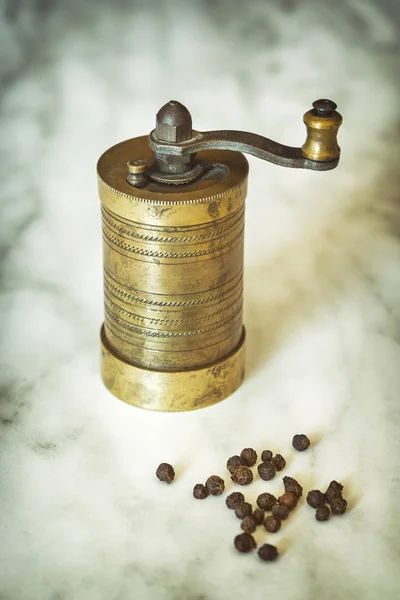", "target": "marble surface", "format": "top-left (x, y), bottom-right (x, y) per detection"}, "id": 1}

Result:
top-left (1, 1), bottom-right (400, 598)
